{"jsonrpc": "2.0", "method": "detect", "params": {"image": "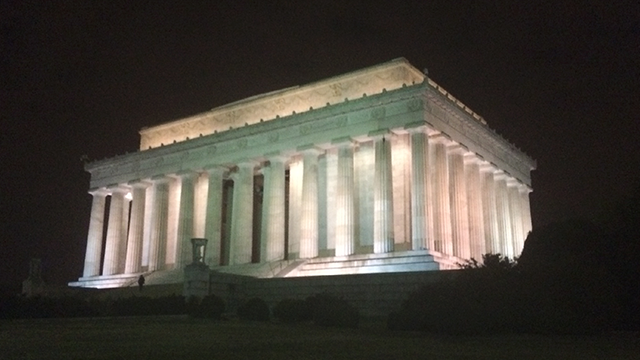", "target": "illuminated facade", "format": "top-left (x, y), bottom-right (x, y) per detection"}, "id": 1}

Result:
top-left (71, 58), bottom-right (534, 289)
